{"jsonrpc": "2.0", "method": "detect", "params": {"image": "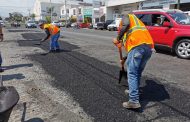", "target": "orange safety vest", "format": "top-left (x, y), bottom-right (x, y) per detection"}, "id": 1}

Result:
top-left (122, 14), bottom-right (154, 52)
top-left (44, 24), bottom-right (60, 35)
